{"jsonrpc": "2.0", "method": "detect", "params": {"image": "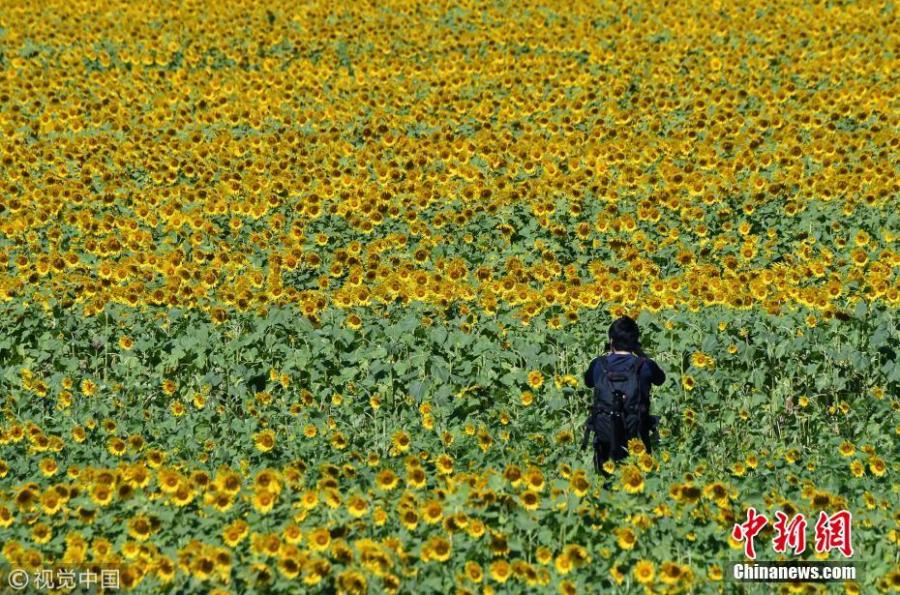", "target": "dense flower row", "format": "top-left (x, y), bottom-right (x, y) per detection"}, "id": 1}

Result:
top-left (0, 0), bottom-right (897, 321)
